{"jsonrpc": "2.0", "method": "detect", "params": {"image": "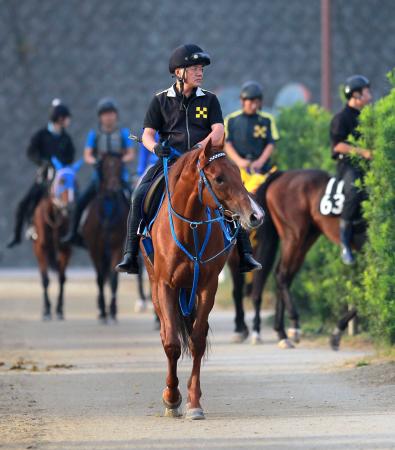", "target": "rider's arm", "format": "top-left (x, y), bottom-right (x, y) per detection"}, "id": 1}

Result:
top-left (334, 142), bottom-right (371, 159)
top-left (198, 123), bottom-right (225, 149)
top-left (330, 114), bottom-right (371, 159)
top-left (84, 130), bottom-right (98, 164)
top-left (120, 128), bottom-right (135, 163)
top-left (225, 141), bottom-right (250, 169)
top-left (84, 147), bottom-right (97, 164)
top-left (142, 128), bottom-right (158, 153)
top-left (251, 143), bottom-right (274, 170)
